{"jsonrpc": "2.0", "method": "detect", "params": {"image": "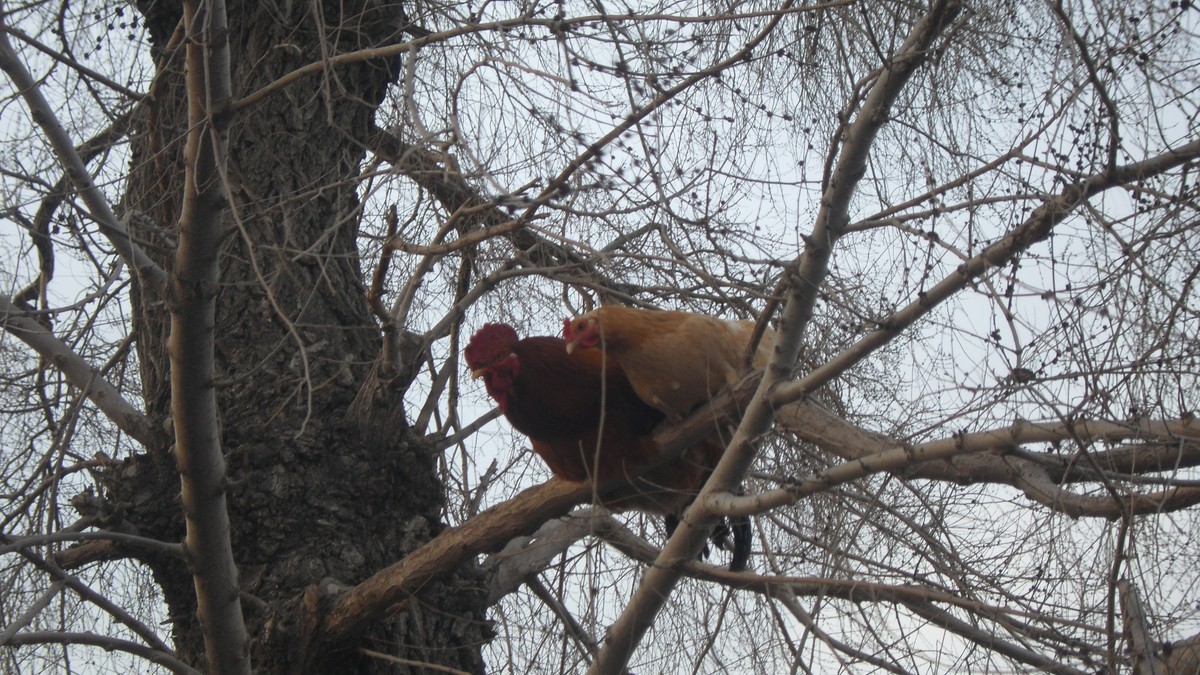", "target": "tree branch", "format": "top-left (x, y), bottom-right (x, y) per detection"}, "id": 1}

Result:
top-left (1119, 580), bottom-right (1160, 675)
top-left (0, 582), bottom-right (64, 645)
top-left (369, 127), bottom-right (631, 294)
top-left (169, 1), bottom-right (247, 672)
top-left (294, 476), bottom-right (697, 664)
top-left (0, 537), bottom-right (176, 658)
top-left (586, 2), bottom-right (965, 671)
top-left (11, 112), bottom-right (135, 309)
top-left (484, 512), bottom-right (597, 605)
top-left (770, 589), bottom-right (911, 675)
top-left (0, 18), bottom-right (166, 292)
top-left (757, 408), bottom-right (1200, 518)
top-left (1162, 632), bottom-right (1200, 673)
top-left (303, 478), bottom-right (594, 661)
top-left (2, 631), bottom-right (199, 675)
top-left (0, 530), bottom-right (183, 559)
top-left (773, 136), bottom-right (1200, 406)
top-left (904, 600), bottom-right (1086, 675)
top-left (0, 294), bottom-right (157, 446)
